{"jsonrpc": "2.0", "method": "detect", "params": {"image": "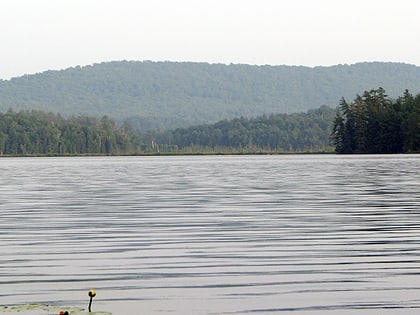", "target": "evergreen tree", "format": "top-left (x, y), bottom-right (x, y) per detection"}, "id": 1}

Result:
top-left (330, 89), bottom-right (419, 154)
